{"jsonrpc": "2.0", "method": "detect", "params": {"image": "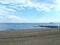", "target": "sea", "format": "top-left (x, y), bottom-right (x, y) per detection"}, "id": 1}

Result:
top-left (0, 23), bottom-right (60, 31)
